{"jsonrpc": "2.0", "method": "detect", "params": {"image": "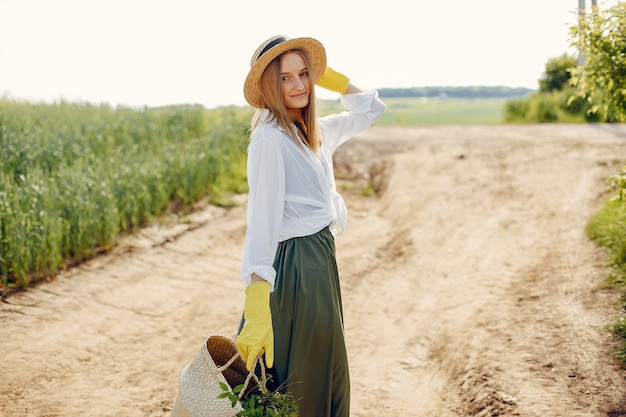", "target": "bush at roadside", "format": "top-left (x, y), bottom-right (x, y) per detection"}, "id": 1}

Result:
top-left (586, 167), bottom-right (626, 366)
